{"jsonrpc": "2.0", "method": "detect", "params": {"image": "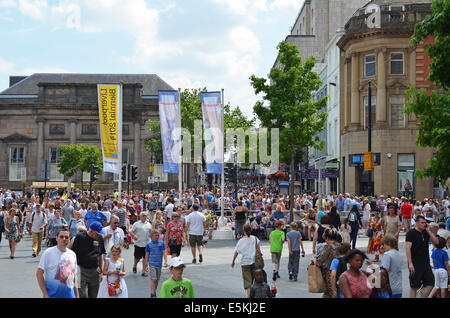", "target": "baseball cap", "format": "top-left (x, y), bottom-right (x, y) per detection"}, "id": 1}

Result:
top-left (89, 221), bottom-right (105, 235)
top-left (169, 257), bottom-right (185, 268)
top-left (275, 220), bottom-right (283, 227)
